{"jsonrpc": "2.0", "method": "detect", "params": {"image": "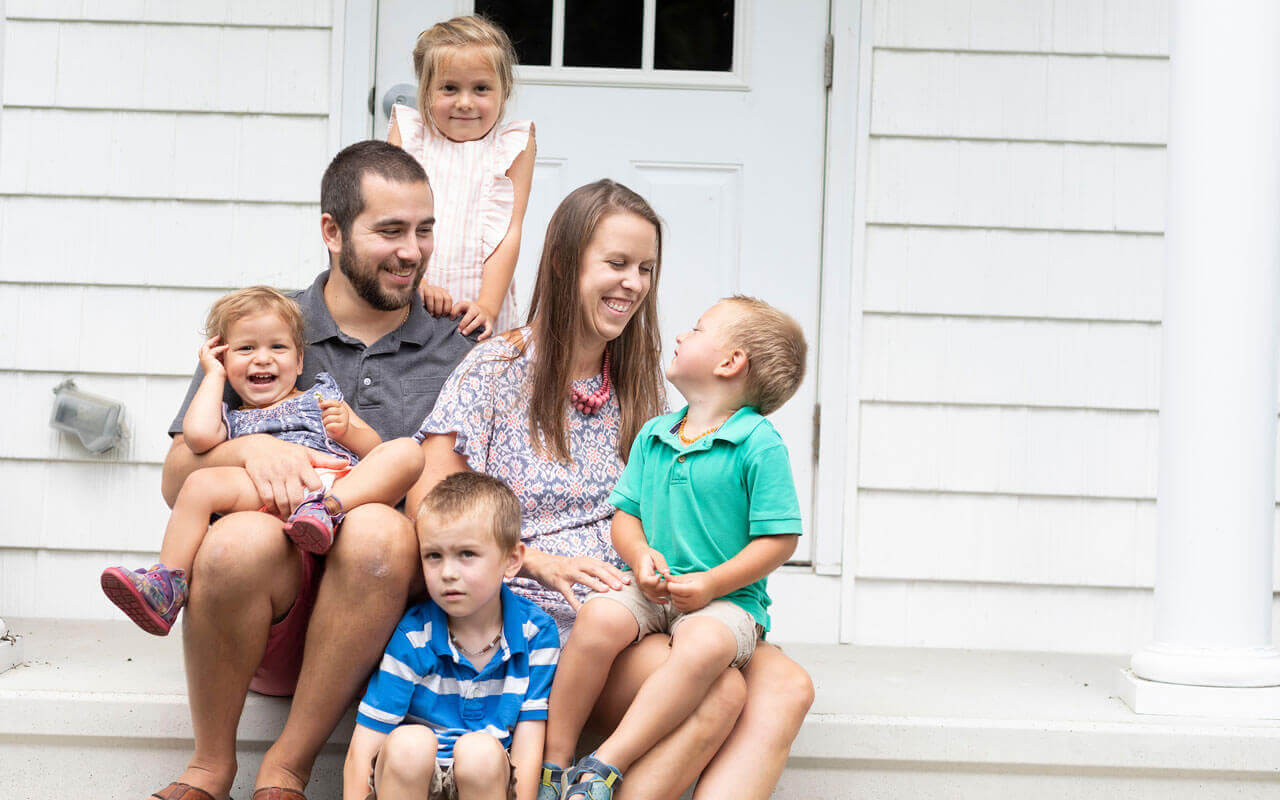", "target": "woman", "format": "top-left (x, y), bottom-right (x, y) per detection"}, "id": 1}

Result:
top-left (407, 180), bottom-right (813, 799)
